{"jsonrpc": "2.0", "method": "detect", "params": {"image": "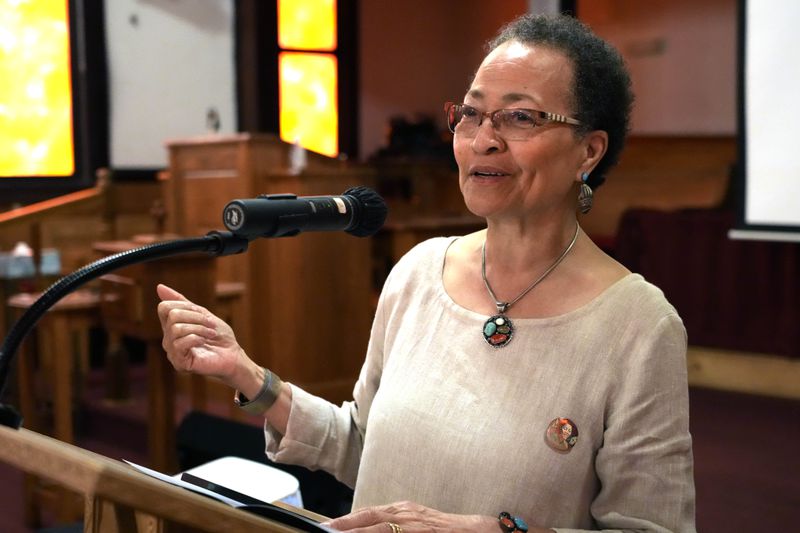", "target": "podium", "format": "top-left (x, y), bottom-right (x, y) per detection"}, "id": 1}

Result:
top-left (0, 425), bottom-right (321, 532)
